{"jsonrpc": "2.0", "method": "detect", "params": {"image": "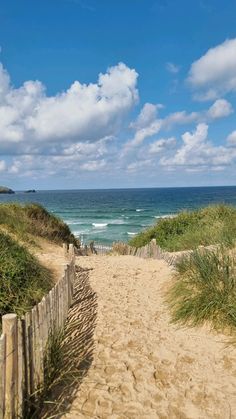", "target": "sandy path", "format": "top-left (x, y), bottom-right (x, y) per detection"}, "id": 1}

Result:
top-left (64, 255), bottom-right (236, 419)
top-left (32, 239), bottom-right (66, 280)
